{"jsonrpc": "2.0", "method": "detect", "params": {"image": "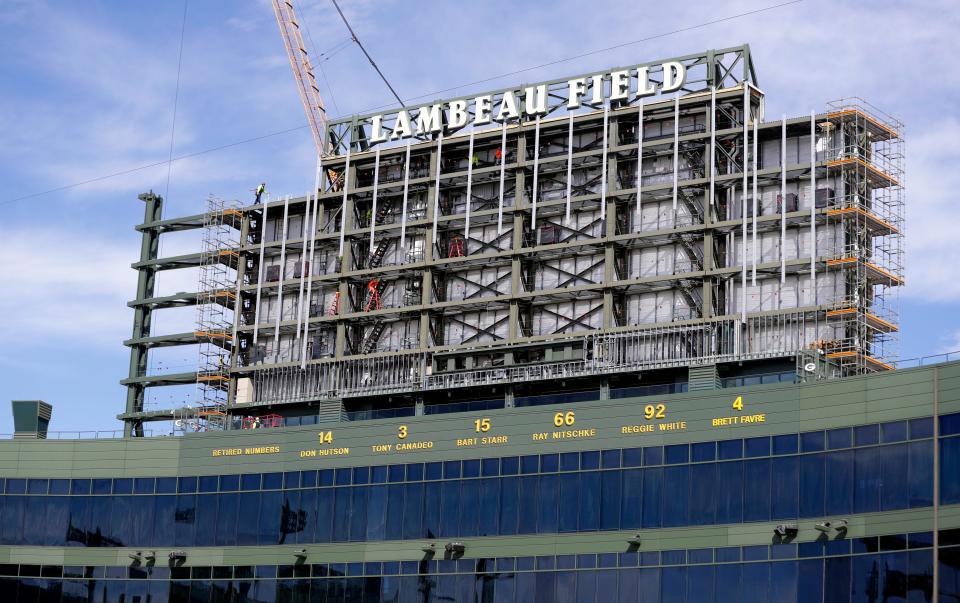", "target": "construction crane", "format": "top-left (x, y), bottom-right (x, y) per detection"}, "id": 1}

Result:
top-left (271, 0), bottom-right (330, 157)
